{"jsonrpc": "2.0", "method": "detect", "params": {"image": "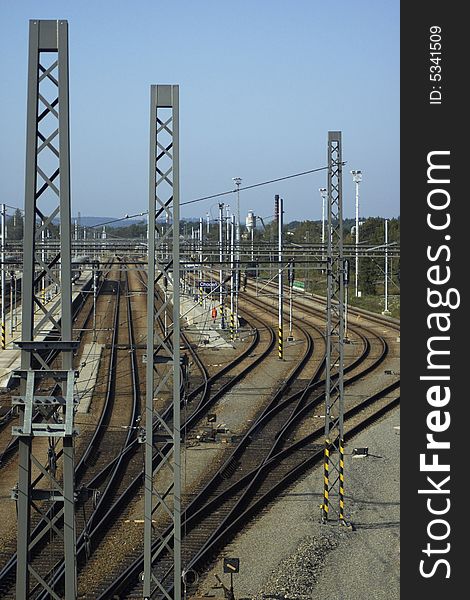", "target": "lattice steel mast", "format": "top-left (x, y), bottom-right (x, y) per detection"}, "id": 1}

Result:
top-left (322, 131), bottom-right (349, 525)
top-left (12, 19), bottom-right (78, 599)
top-left (144, 84), bottom-right (181, 599)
